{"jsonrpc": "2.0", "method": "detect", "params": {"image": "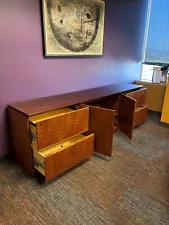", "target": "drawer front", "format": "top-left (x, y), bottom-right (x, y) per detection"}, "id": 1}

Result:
top-left (133, 105), bottom-right (148, 127)
top-left (34, 134), bottom-right (94, 181)
top-left (127, 88), bottom-right (147, 107)
top-left (31, 107), bottom-right (89, 150)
